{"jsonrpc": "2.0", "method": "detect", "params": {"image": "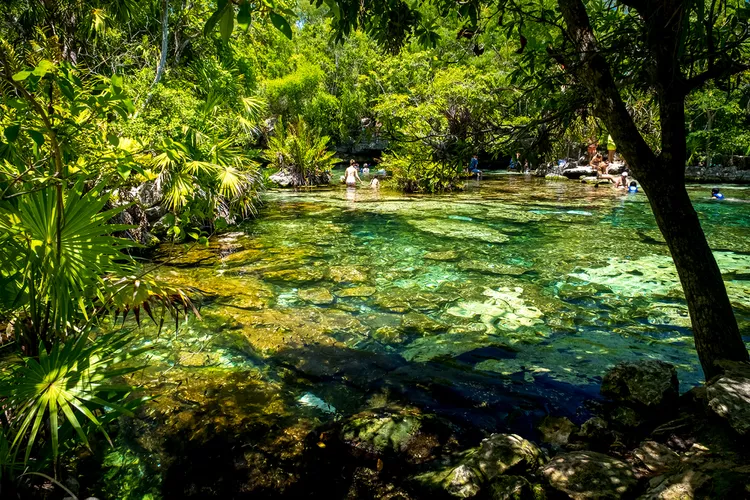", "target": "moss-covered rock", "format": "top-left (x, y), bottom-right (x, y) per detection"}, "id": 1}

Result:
top-left (336, 286), bottom-right (377, 297)
top-left (474, 434), bottom-right (546, 479)
top-left (298, 287), bottom-right (335, 305)
top-left (541, 451), bottom-right (637, 500)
